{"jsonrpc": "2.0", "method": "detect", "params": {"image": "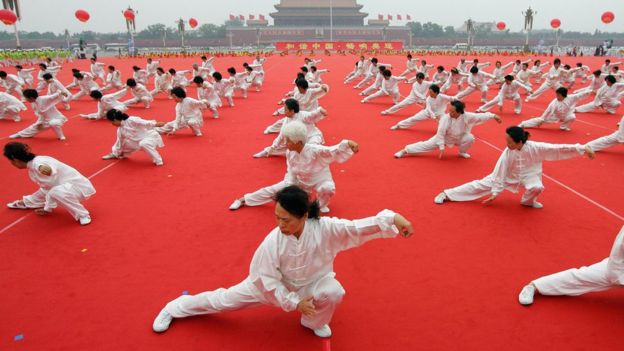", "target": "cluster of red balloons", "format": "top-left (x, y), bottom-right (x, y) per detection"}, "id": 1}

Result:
top-left (495, 11), bottom-right (614, 32)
